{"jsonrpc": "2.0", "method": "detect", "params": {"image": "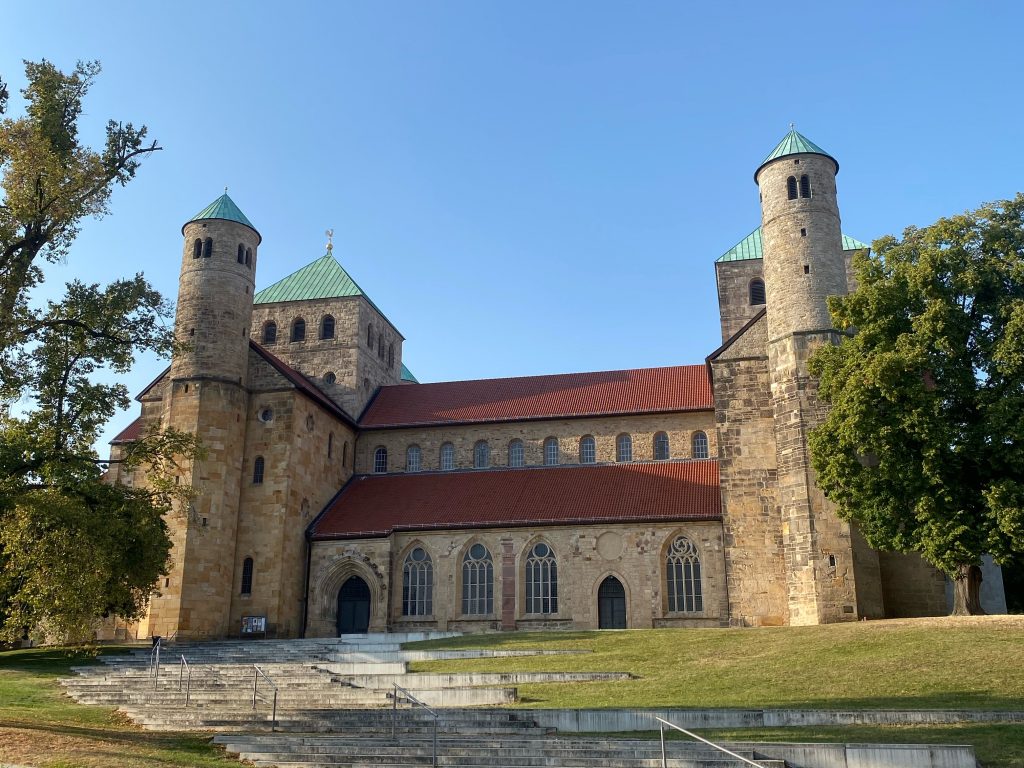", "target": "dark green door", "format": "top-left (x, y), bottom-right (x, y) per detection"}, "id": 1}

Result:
top-left (598, 576), bottom-right (627, 629)
top-left (337, 577), bottom-right (371, 634)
